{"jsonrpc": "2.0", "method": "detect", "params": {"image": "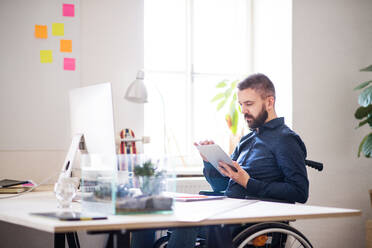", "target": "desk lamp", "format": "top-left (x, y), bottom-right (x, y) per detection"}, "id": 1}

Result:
top-left (124, 70), bottom-right (166, 154)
